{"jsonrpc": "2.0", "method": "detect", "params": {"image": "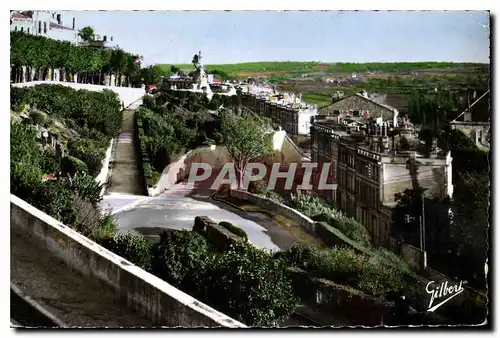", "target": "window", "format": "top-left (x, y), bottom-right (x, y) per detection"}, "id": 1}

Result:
top-left (20, 27), bottom-right (24, 32)
top-left (14, 26), bottom-right (17, 32)
top-left (38, 21), bottom-right (42, 33)
top-left (27, 28), bottom-right (30, 34)
top-left (44, 22), bottom-right (47, 33)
